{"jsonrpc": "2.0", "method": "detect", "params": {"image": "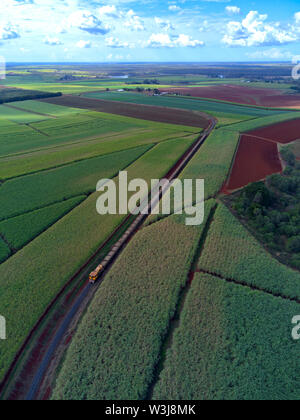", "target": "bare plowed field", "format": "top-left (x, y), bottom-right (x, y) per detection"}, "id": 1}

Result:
top-left (249, 118), bottom-right (300, 144)
top-left (40, 95), bottom-right (210, 129)
top-left (160, 85), bottom-right (300, 108)
top-left (223, 135), bottom-right (282, 193)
